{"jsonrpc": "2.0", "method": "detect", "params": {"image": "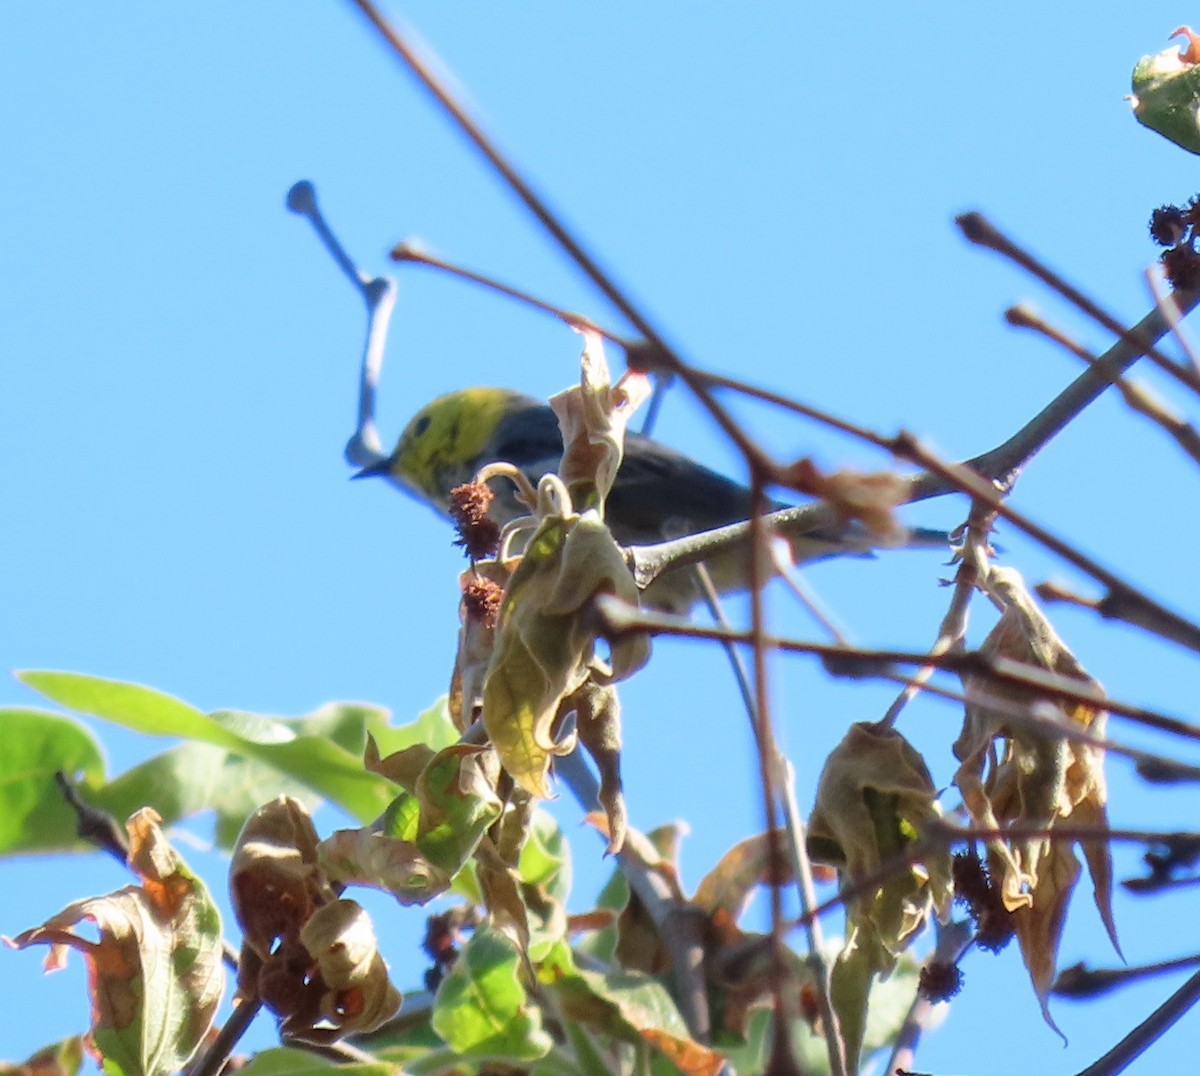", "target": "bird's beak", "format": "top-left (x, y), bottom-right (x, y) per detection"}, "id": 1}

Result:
top-left (351, 458), bottom-right (393, 481)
